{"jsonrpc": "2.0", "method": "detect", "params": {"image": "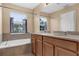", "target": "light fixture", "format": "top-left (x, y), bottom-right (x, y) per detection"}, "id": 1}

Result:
top-left (43, 3), bottom-right (51, 7)
top-left (46, 3), bottom-right (49, 5)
